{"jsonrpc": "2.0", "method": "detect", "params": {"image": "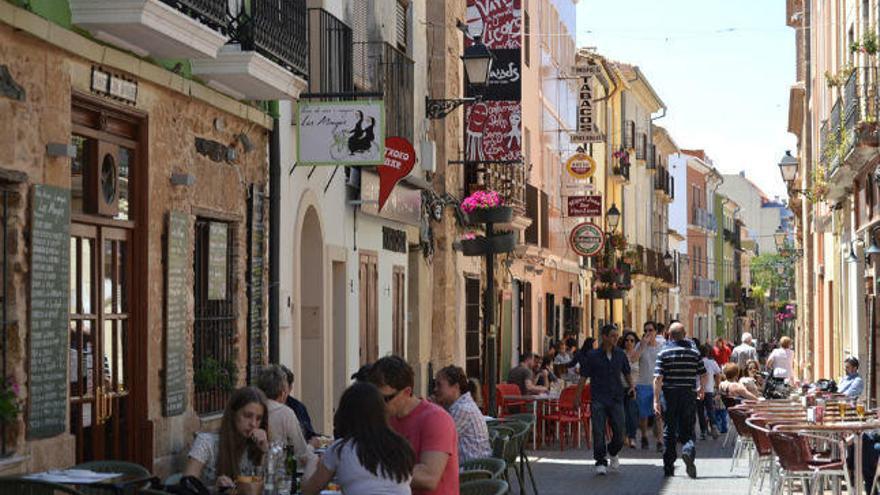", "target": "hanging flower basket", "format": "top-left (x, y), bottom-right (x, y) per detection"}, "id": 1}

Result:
top-left (595, 288), bottom-right (626, 300)
top-left (459, 232), bottom-right (516, 256)
top-left (466, 206), bottom-right (513, 225)
top-left (856, 120), bottom-right (879, 147)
